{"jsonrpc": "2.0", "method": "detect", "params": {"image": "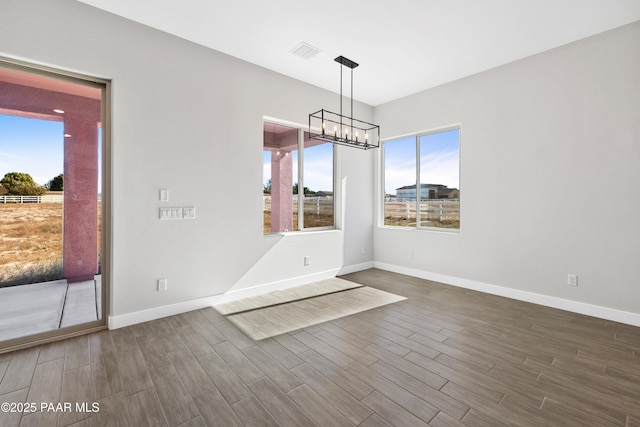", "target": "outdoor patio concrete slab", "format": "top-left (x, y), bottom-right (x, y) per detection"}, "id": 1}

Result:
top-left (59, 279), bottom-right (98, 328)
top-left (0, 276), bottom-right (102, 343)
top-left (0, 280), bottom-right (67, 342)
